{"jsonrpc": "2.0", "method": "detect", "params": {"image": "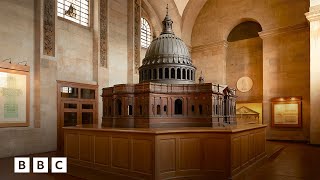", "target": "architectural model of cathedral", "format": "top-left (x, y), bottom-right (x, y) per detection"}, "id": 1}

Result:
top-left (102, 10), bottom-right (237, 128)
